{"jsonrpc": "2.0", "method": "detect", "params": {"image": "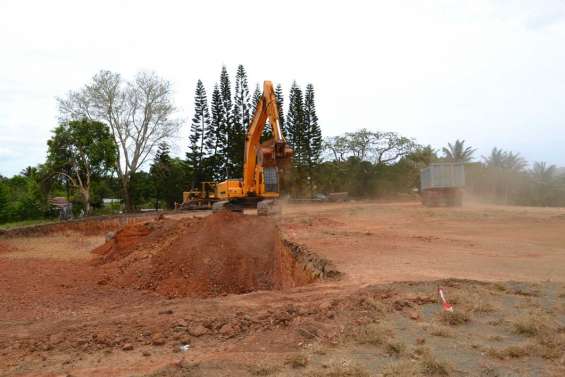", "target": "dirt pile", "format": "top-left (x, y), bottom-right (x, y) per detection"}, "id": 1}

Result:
top-left (93, 212), bottom-right (317, 298)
